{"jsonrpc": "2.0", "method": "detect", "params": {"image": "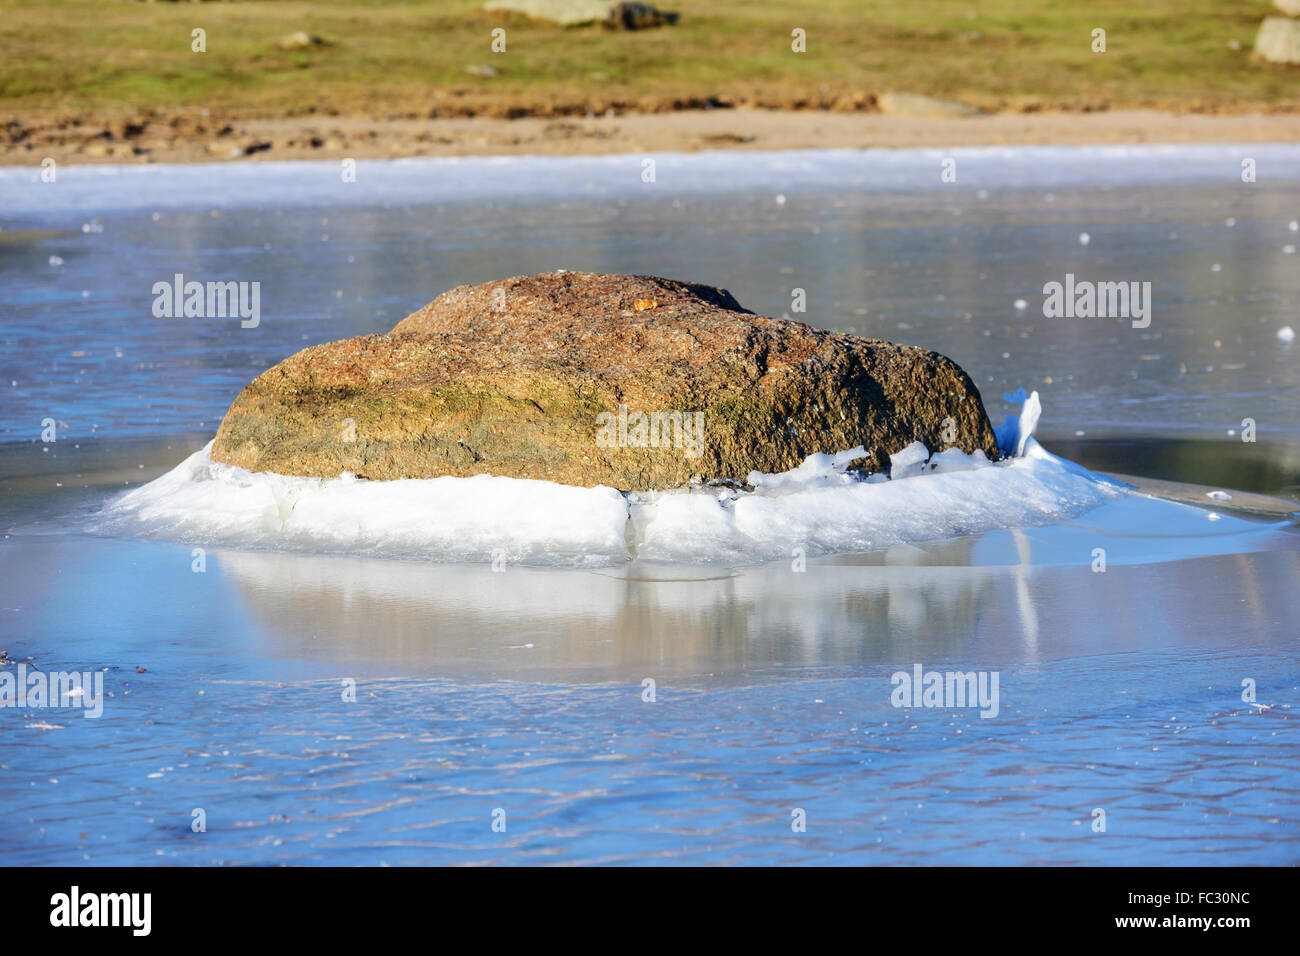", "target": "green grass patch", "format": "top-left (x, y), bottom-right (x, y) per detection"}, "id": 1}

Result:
top-left (0, 0), bottom-right (1292, 115)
